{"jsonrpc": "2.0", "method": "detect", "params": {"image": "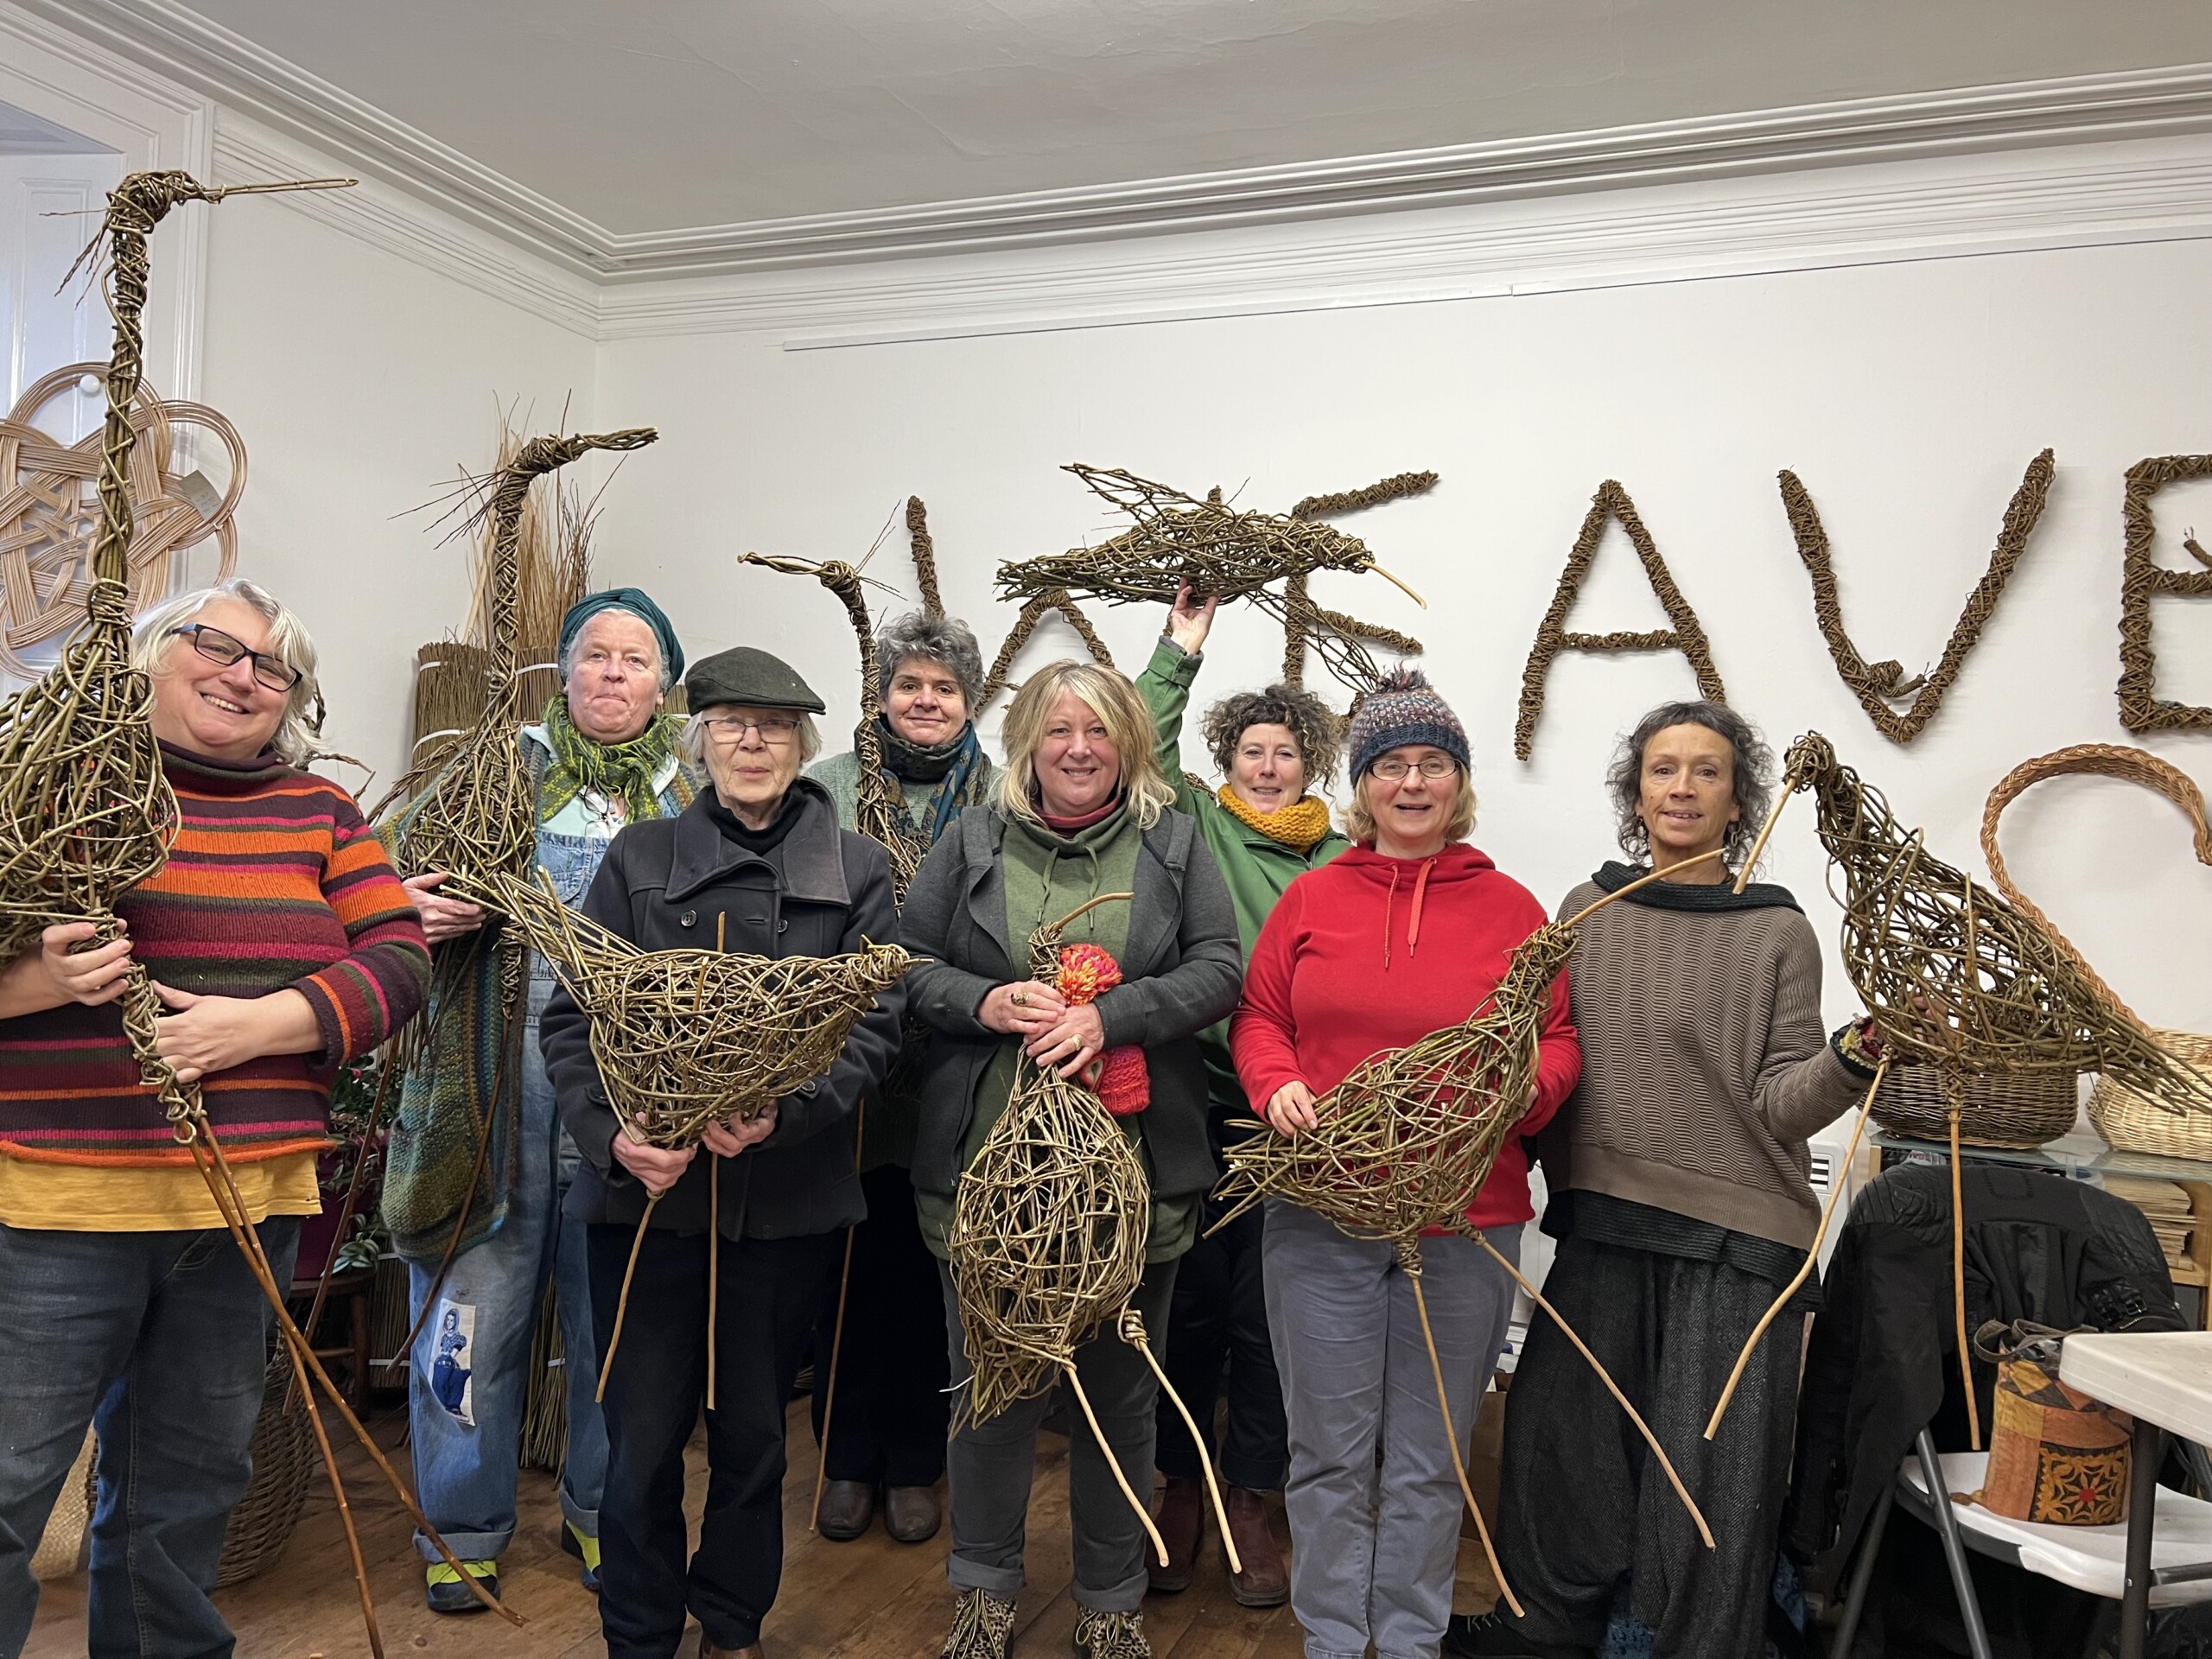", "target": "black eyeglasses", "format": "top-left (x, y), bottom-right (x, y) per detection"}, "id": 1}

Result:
top-left (168, 624), bottom-right (303, 692)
